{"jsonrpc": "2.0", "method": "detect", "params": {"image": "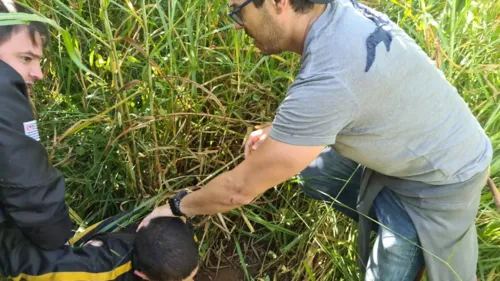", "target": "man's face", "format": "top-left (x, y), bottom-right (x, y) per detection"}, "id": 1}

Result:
top-left (229, 0), bottom-right (285, 55)
top-left (0, 27), bottom-right (44, 85)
